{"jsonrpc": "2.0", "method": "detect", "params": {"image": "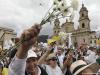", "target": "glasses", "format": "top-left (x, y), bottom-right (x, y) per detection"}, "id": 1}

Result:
top-left (26, 57), bottom-right (37, 63)
top-left (49, 57), bottom-right (57, 61)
